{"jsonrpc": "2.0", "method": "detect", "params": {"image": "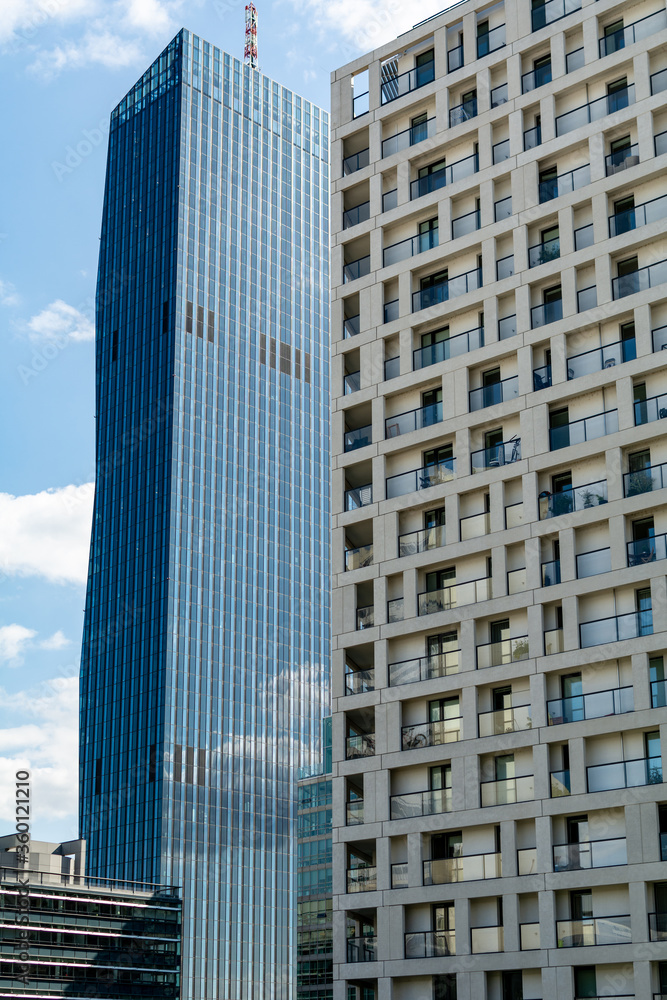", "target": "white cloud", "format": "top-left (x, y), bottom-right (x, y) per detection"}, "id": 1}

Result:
top-left (0, 484), bottom-right (94, 585)
top-left (27, 298), bottom-right (94, 343)
top-left (0, 0), bottom-right (97, 45)
top-left (287, 0), bottom-right (456, 54)
top-left (0, 624), bottom-right (37, 665)
top-left (0, 279), bottom-right (19, 307)
top-left (29, 28), bottom-right (145, 78)
top-left (123, 0), bottom-right (175, 36)
top-left (39, 630), bottom-right (72, 651)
